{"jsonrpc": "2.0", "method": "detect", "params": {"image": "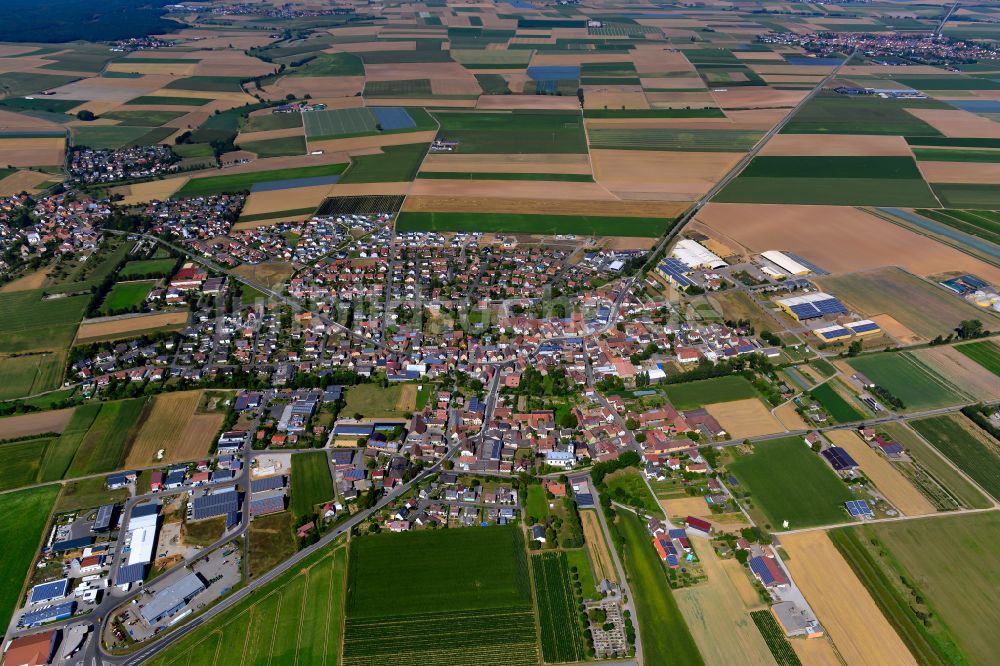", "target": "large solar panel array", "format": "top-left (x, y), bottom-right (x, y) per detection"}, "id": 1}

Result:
top-left (845, 499), bottom-right (873, 518)
top-left (822, 447), bottom-right (858, 471)
top-left (815, 326), bottom-right (850, 341)
top-left (250, 476), bottom-right (286, 494)
top-left (250, 495), bottom-right (285, 516)
top-left (658, 258), bottom-right (694, 287)
top-left (29, 579), bottom-right (68, 604)
top-left (93, 504), bottom-right (115, 532)
top-left (847, 321), bottom-right (880, 334)
top-left (192, 492), bottom-right (240, 521)
top-left (20, 602), bottom-right (74, 627)
top-left (788, 297), bottom-right (848, 320)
